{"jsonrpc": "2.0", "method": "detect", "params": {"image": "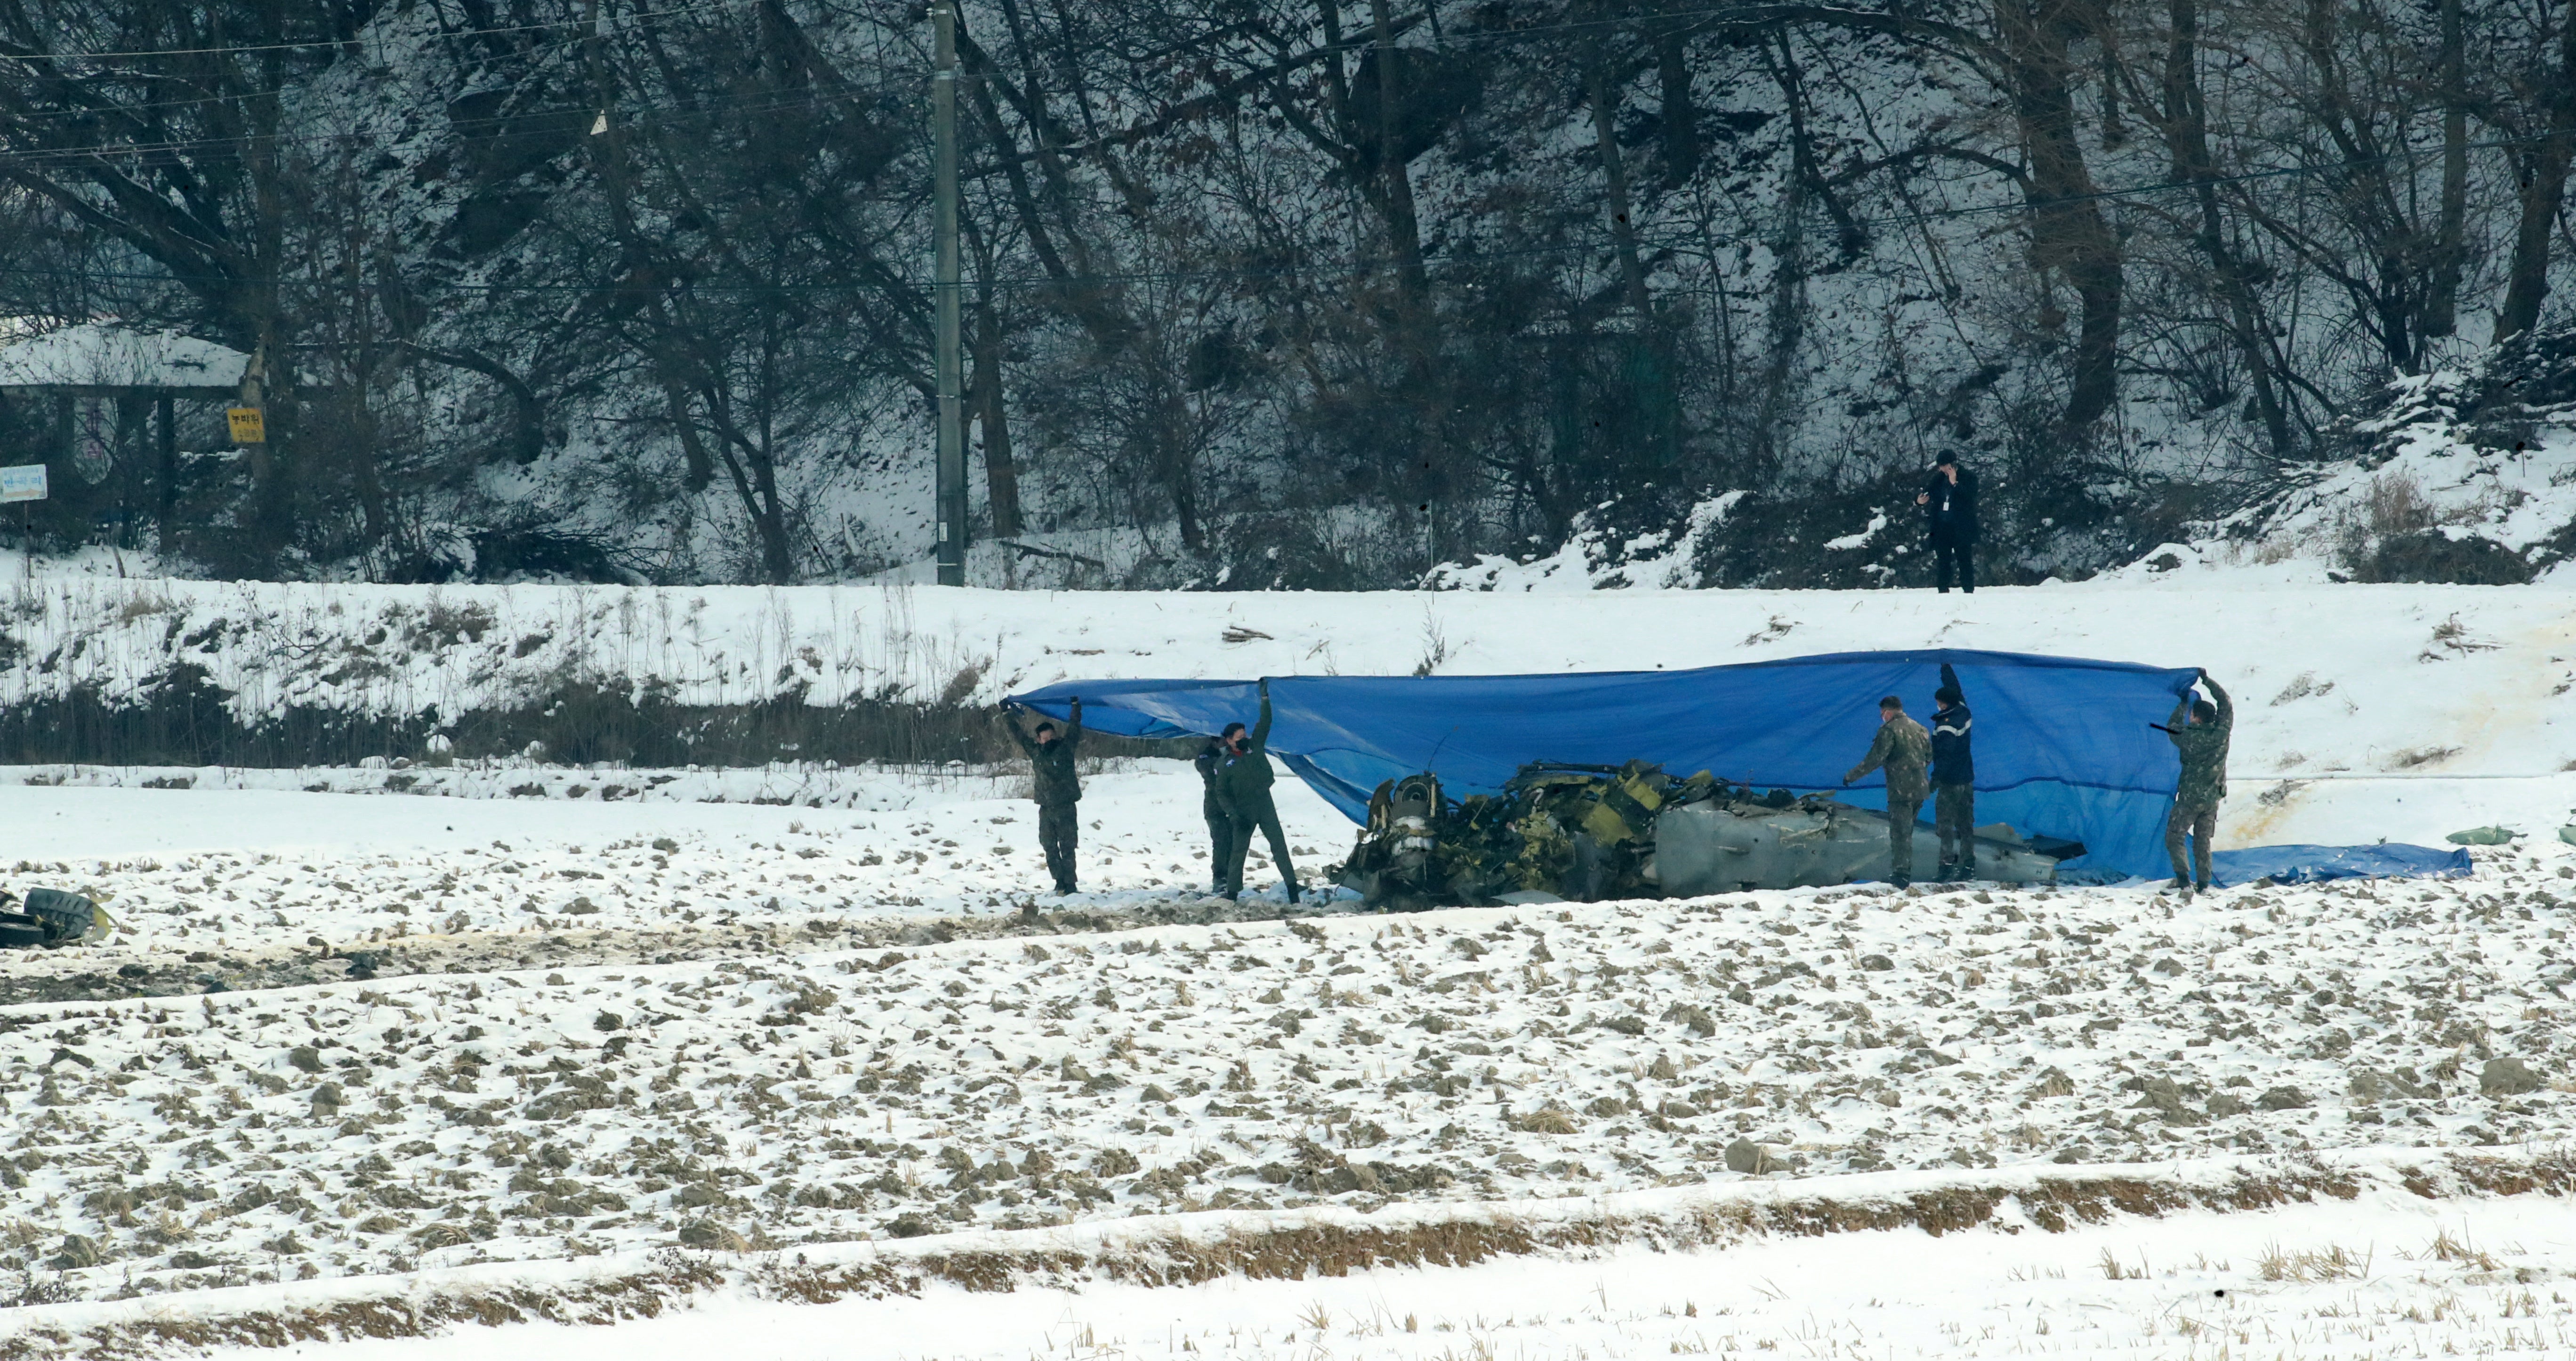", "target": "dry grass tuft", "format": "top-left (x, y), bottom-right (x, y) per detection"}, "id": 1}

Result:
top-left (8, 1152), bottom-right (2575, 1361)
top-left (2256, 1241), bottom-right (2370, 1282)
